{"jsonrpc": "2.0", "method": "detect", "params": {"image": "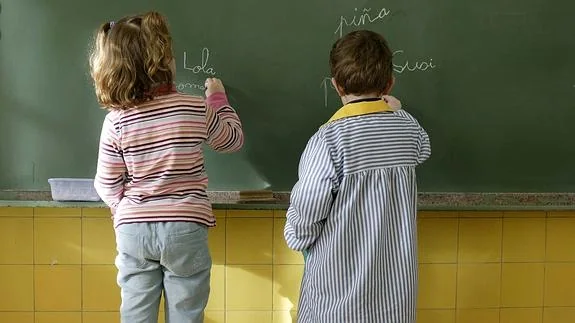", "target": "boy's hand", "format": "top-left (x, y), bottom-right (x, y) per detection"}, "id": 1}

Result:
top-left (383, 95), bottom-right (402, 111)
top-left (205, 78), bottom-right (226, 97)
